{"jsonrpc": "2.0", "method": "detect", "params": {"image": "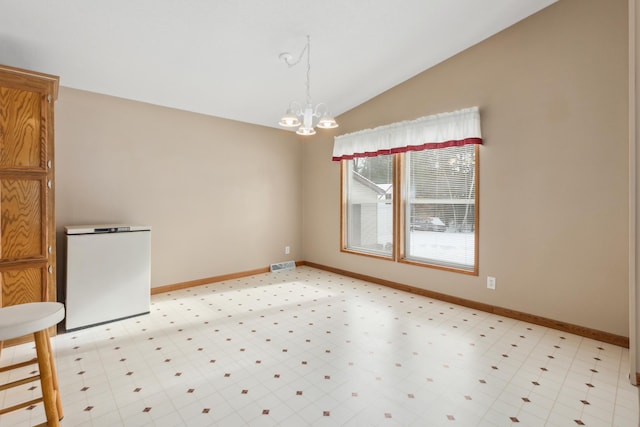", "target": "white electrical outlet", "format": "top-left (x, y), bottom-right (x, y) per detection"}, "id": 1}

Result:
top-left (285, 246), bottom-right (290, 255)
top-left (487, 276), bottom-right (496, 290)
